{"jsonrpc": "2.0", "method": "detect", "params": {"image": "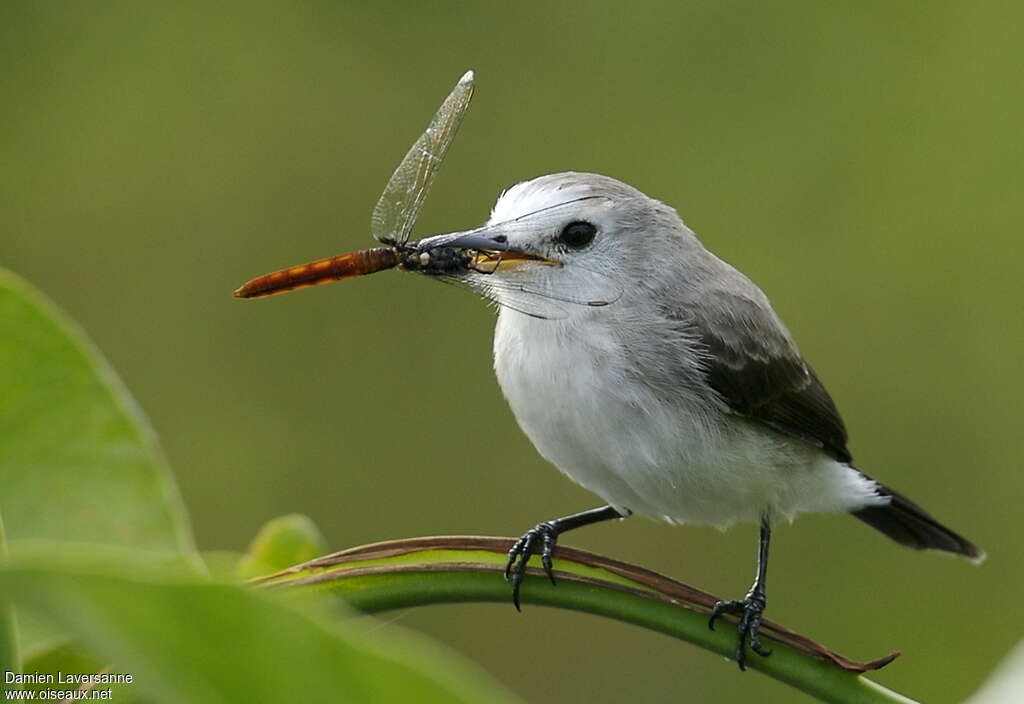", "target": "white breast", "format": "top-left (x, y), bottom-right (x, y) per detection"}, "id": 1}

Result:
top-left (492, 309), bottom-right (883, 527)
